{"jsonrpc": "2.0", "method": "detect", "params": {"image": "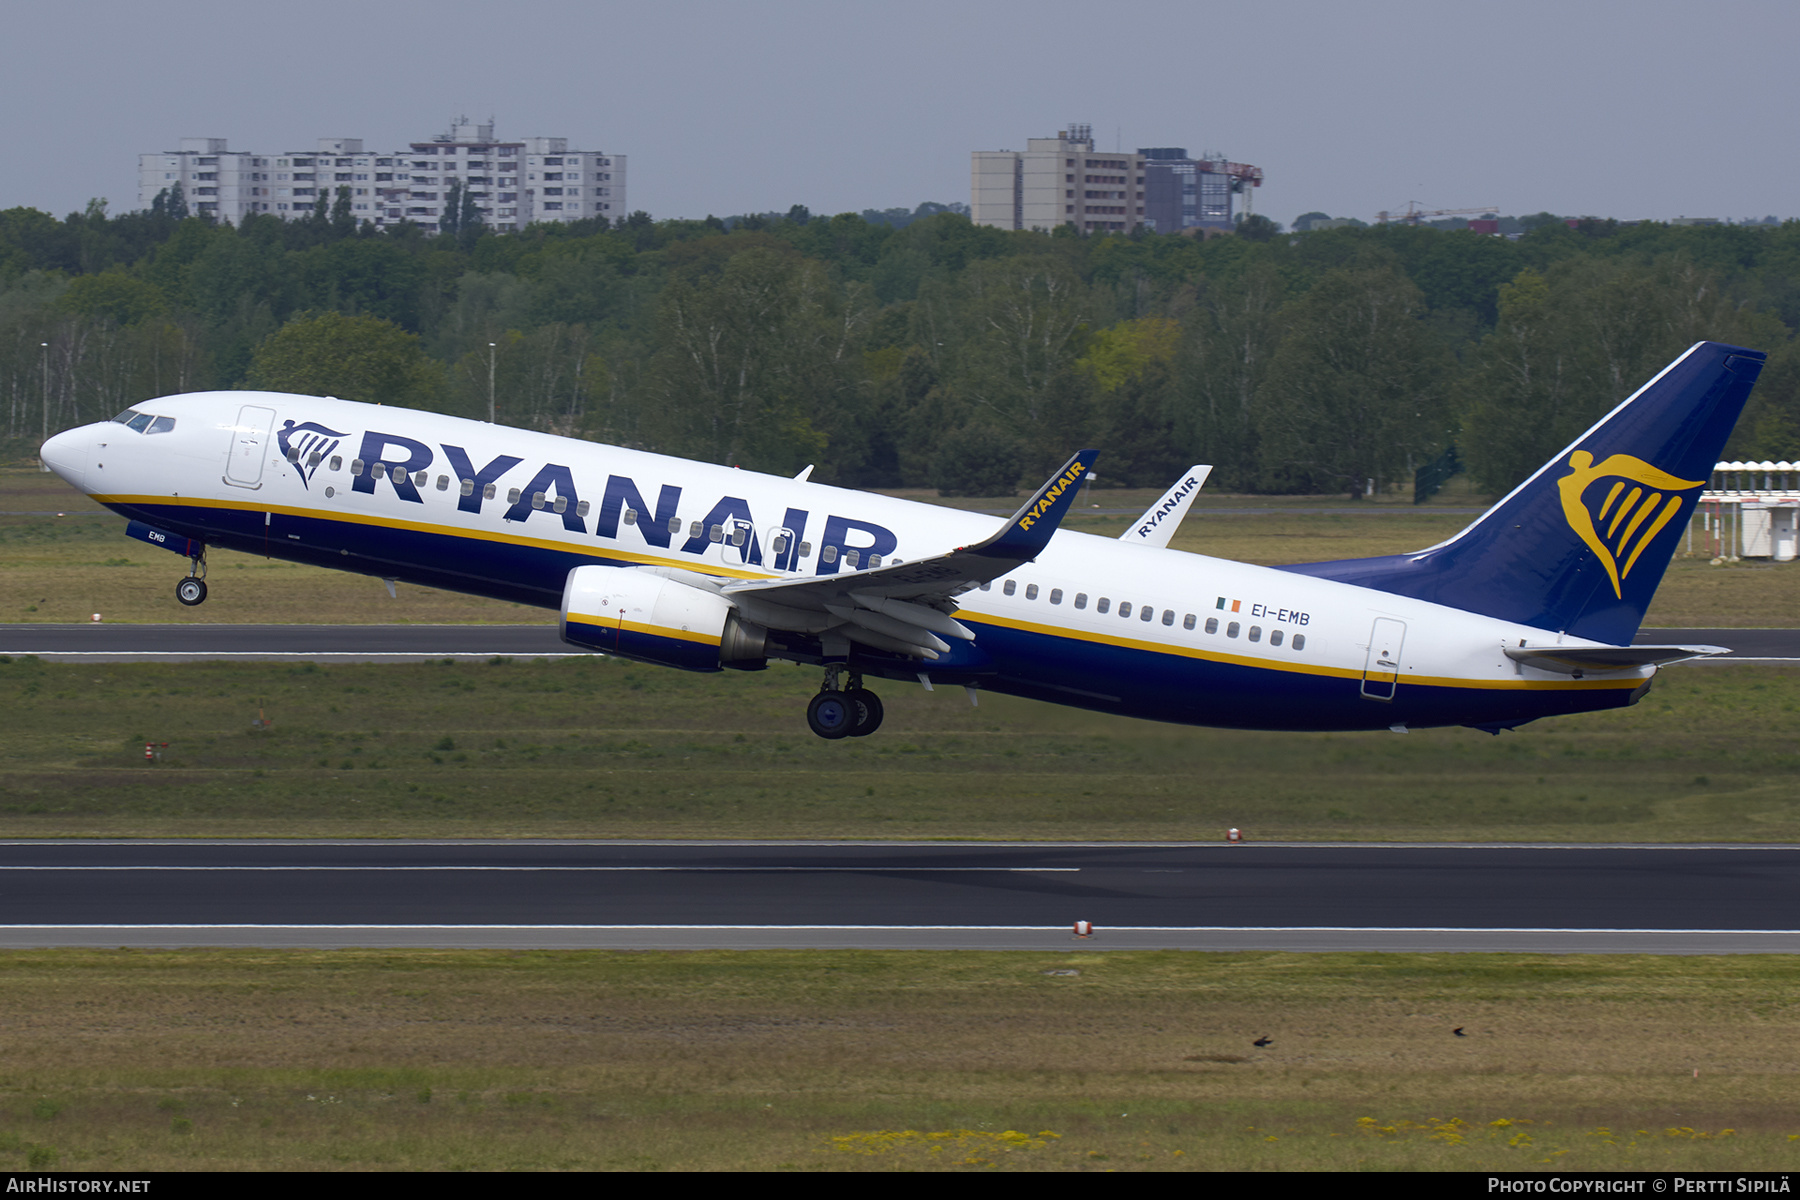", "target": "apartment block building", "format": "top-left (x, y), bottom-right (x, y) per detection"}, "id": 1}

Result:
top-left (138, 138), bottom-right (272, 221)
top-left (138, 121), bottom-right (627, 232)
top-left (971, 125), bottom-right (1144, 233)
